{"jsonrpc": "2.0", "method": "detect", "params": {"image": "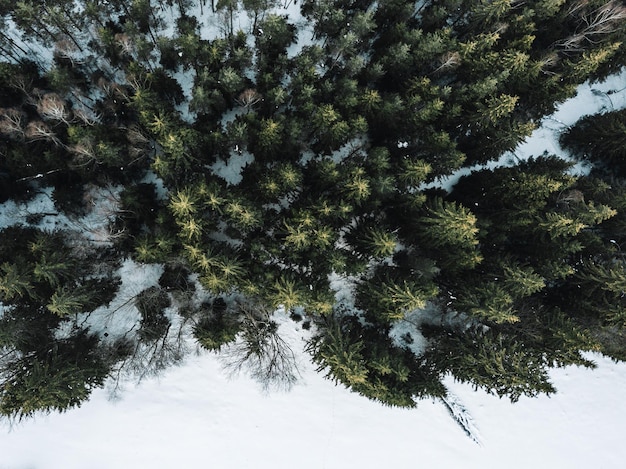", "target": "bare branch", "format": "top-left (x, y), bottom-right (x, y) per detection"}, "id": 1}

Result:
top-left (0, 108), bottom-right (26, 140)
top-left (431, 51), bottom-right (461, 76)
top-left (221, 301), bottom-right (300, 391)
top-left (73, 107), bottom-right (101, 126)
top-left (557, 0), bottom-right (626, 51)
top-left (37, 93), bottom-right (72, 124)
top-left (114, 33), bottom-right (135, 56)
top-left (235, 89), bottom-right (263, 112)
top-left (24, 120), bottom-right (62, 146)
